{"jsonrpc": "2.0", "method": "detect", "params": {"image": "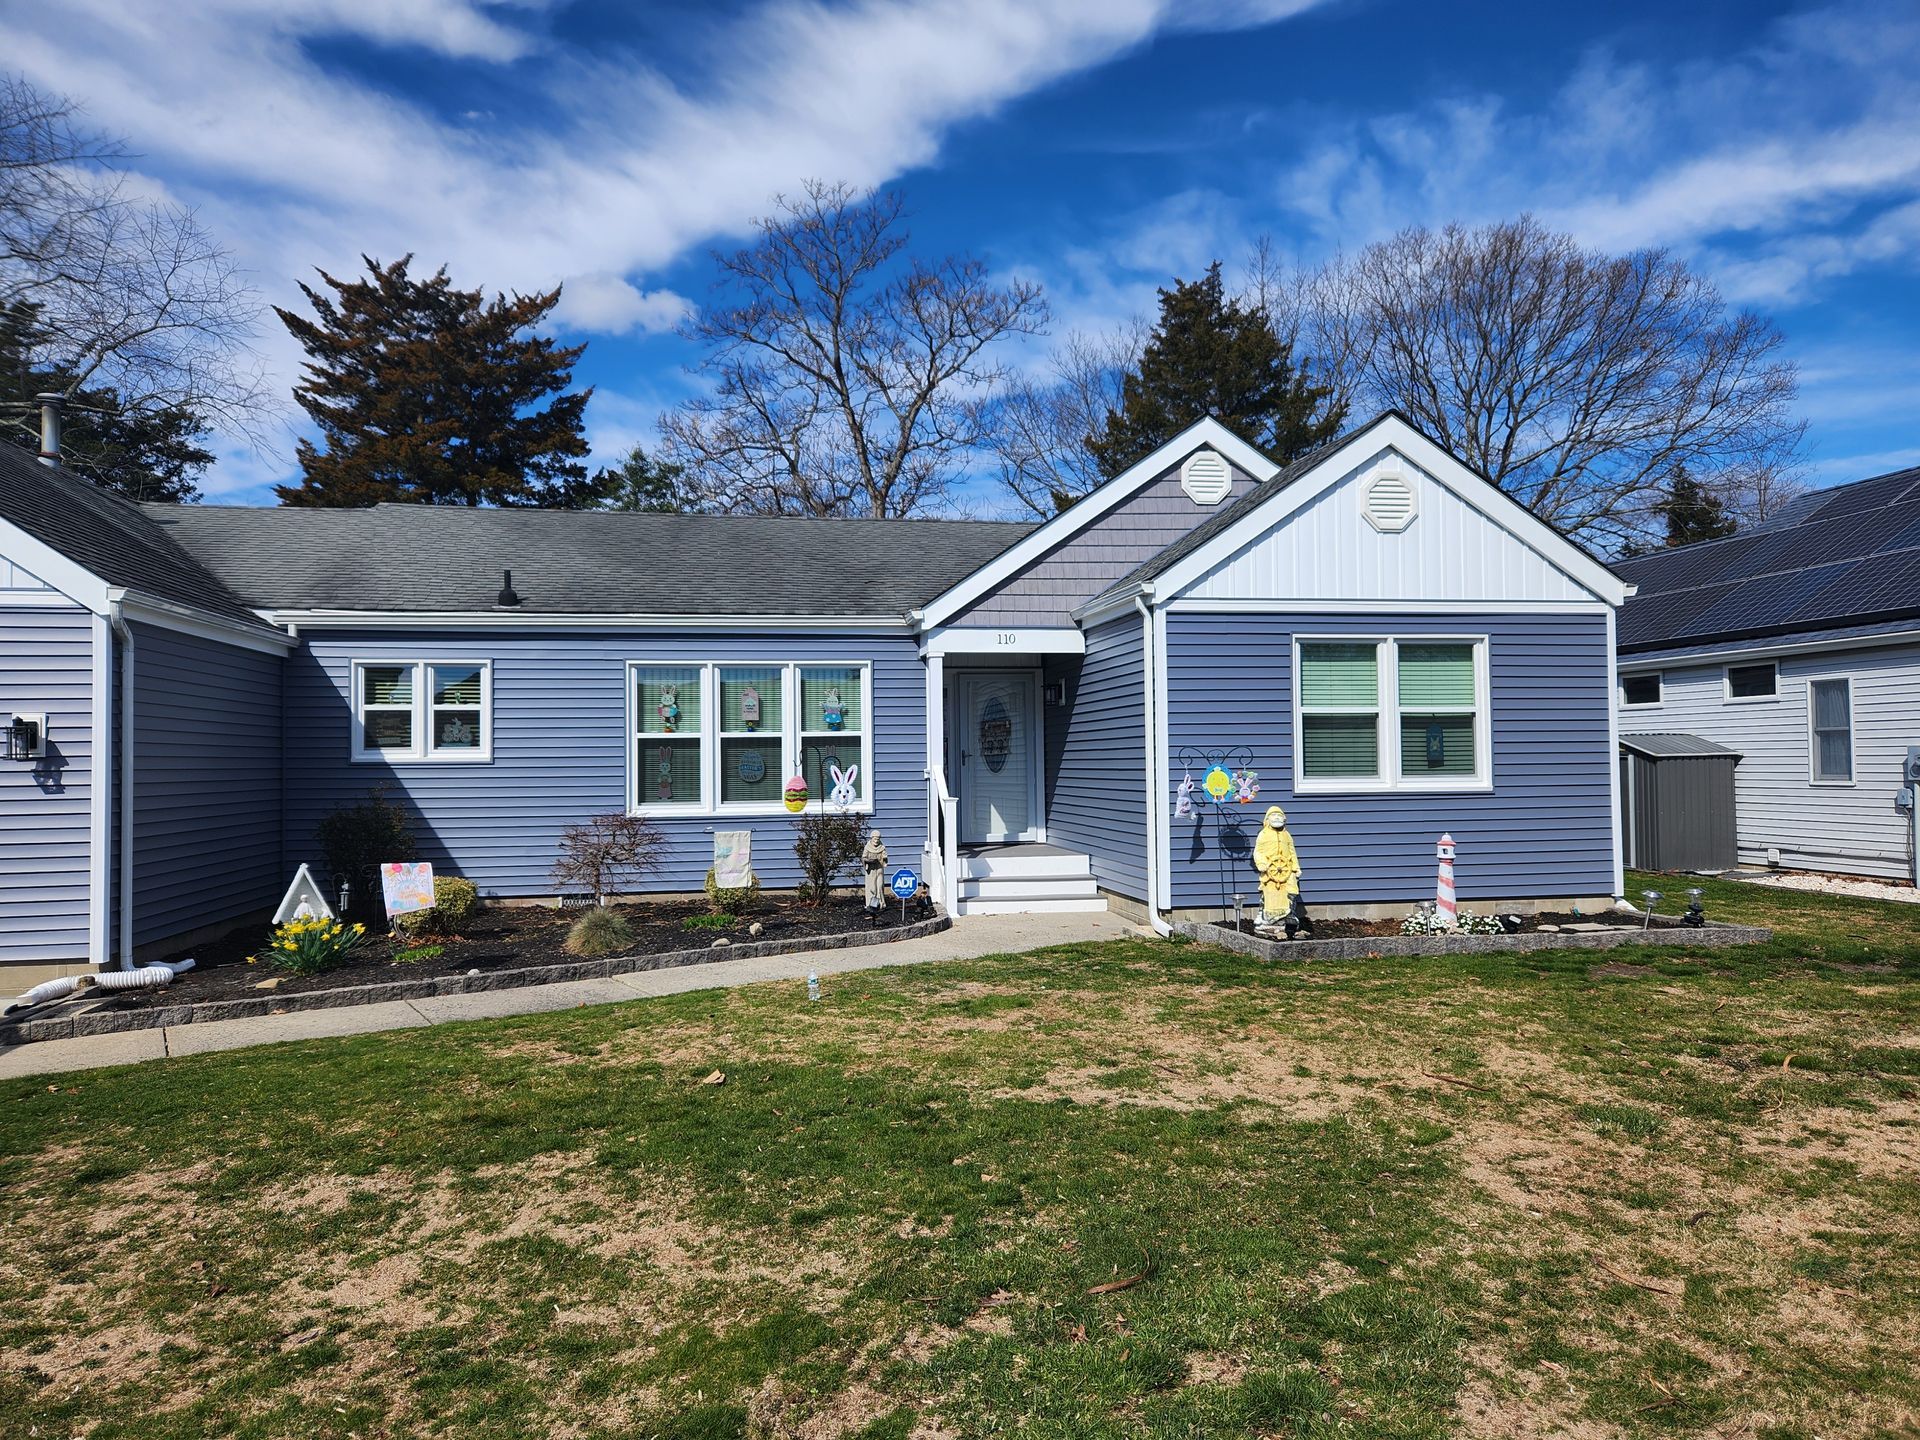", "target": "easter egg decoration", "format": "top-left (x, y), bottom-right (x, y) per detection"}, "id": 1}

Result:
top-left (783, 775), bottom-right (810, 813)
